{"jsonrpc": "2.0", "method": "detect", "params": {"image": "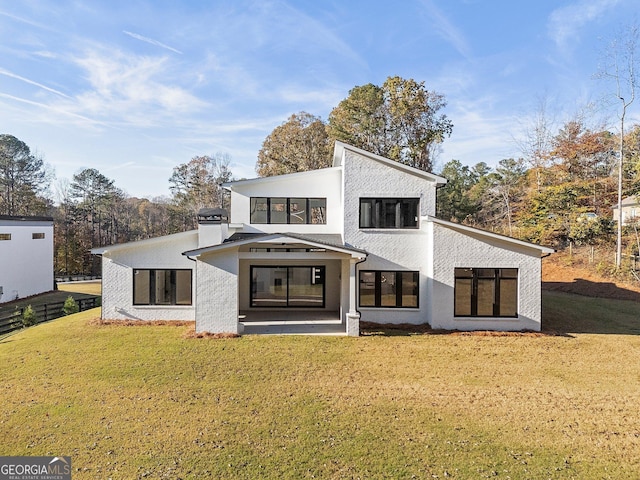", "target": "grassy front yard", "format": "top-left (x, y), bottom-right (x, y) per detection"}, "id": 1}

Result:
top-left (0, 291), bottom-right (639, 478)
